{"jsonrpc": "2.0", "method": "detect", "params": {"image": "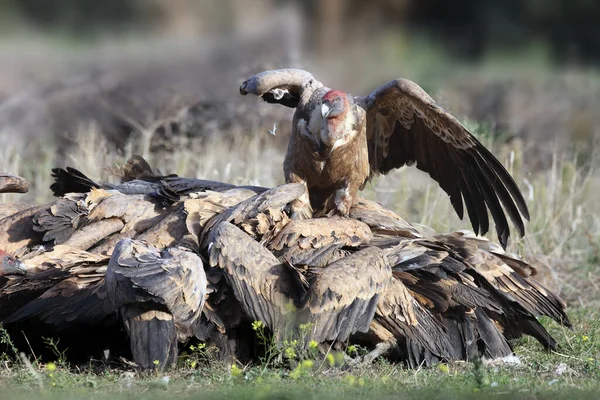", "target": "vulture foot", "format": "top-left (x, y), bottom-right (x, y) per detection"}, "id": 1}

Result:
top-left (289, 198), bottom-right (313, 220)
